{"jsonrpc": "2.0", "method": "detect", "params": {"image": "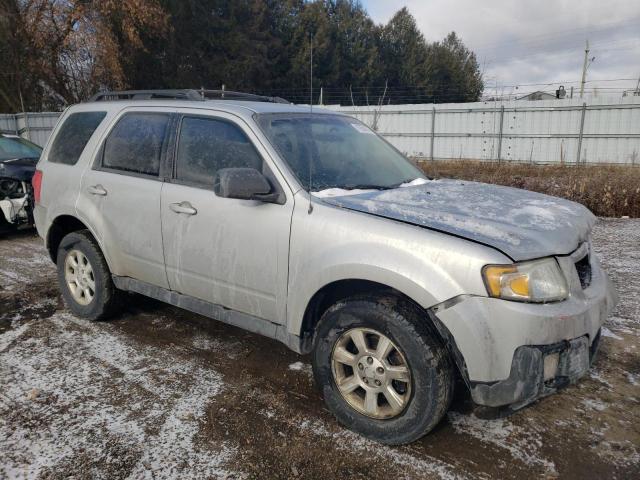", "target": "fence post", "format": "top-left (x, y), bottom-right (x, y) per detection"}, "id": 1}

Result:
top-left (496, 105), bottom-right (505, 162)
top-left (23, 112), bottom-right (32, 141)
top-left (576, 102), bottom-right (587, 164)
top-left (430, 107), bottom-right (436, 161)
